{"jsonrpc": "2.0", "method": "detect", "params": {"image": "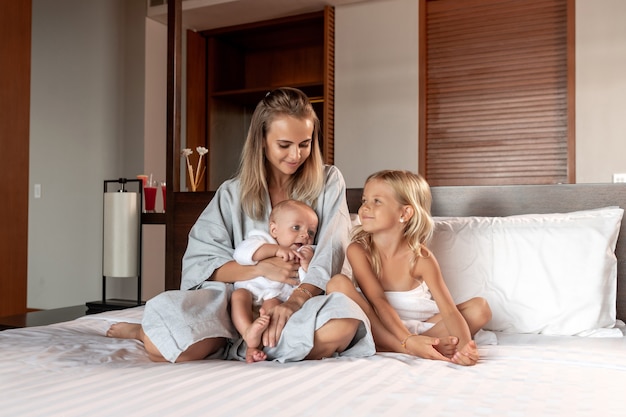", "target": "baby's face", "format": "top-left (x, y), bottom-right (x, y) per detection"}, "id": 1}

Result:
top-left (270, 206), bottom-right (318, 249)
